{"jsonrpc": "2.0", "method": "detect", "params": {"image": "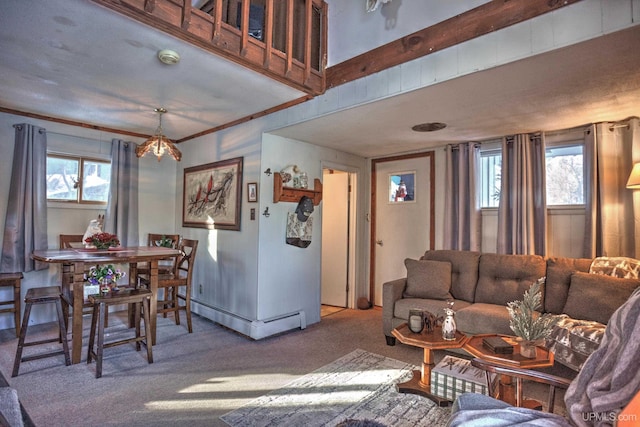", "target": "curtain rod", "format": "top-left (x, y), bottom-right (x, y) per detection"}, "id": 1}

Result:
top-left (46, 130), bottom-right (114, 144)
